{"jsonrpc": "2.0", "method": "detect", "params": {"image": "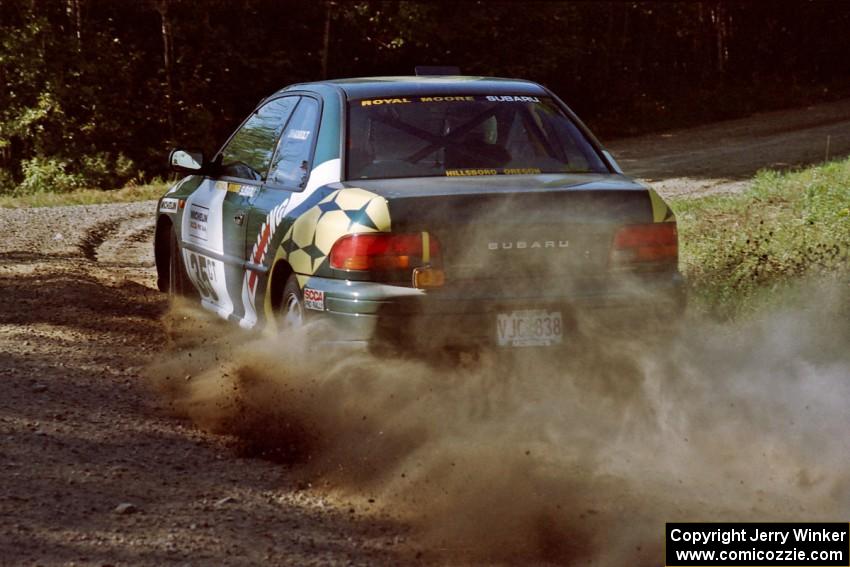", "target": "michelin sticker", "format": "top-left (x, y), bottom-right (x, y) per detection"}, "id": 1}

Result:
top-left (303, 288), bottom-right (325, 311)
top-left (188, 204), bottom-right (209, 242)
top-left (159, 198), bottom-right (179, 213)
